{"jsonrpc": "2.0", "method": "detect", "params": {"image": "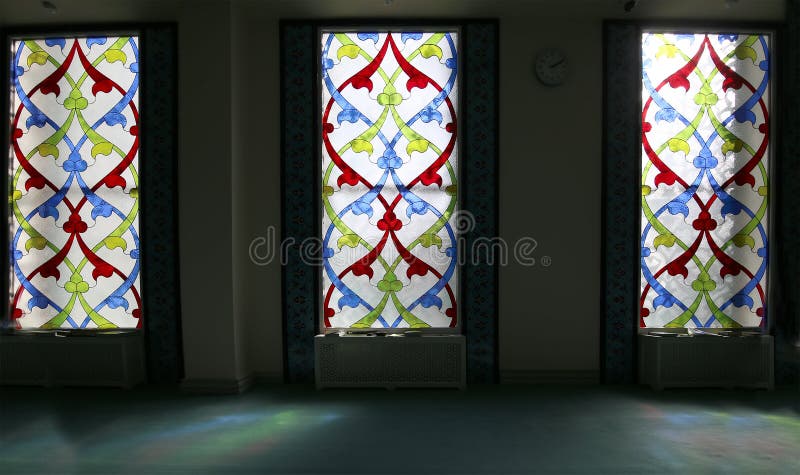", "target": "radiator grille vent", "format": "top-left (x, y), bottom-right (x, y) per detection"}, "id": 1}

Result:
top-left (315, 335), bottom-right (465, 389)
top-left (639, 334), bottom-right (773, 390)
top-left (0, 333), bottom-right (145, 388)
